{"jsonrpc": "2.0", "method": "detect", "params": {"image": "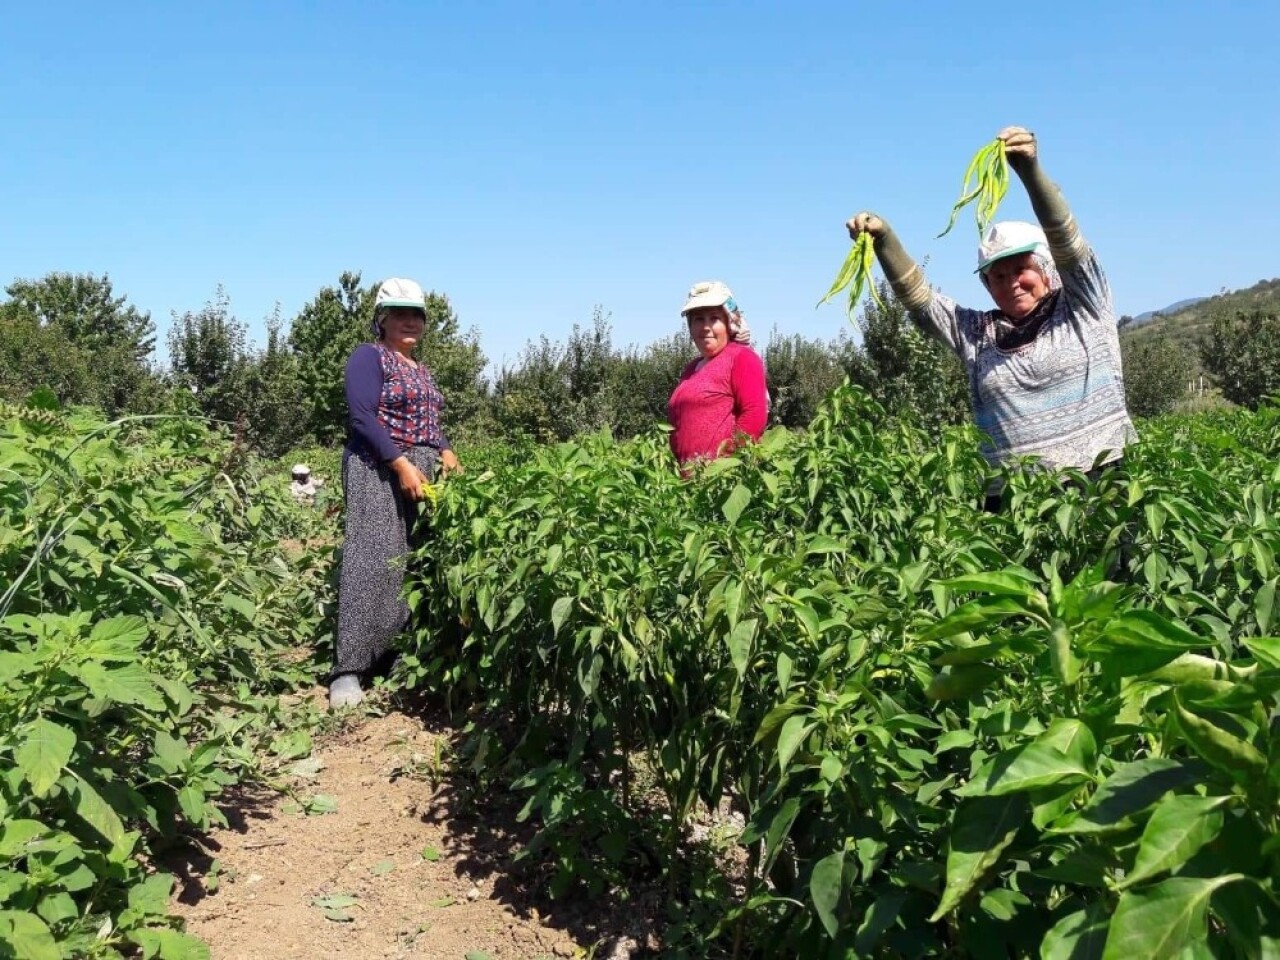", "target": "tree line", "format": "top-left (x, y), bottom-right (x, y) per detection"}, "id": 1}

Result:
top-left (3, 270), bottom-right (1277, 459)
